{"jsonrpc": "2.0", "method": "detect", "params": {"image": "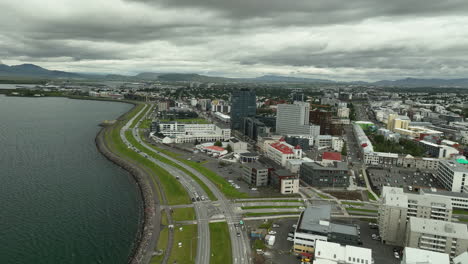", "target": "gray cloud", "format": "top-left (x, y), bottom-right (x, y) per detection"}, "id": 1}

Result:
top-left (1, 0), bottom-right (468, 80)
